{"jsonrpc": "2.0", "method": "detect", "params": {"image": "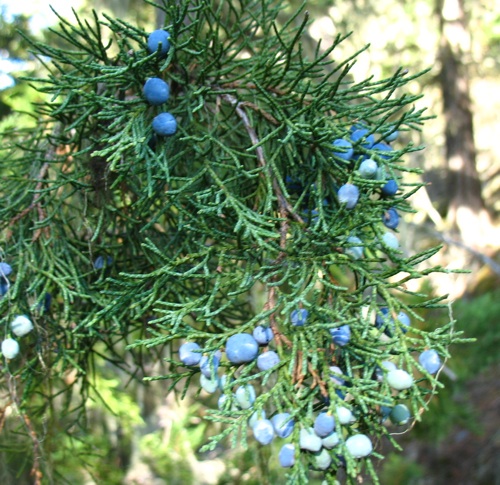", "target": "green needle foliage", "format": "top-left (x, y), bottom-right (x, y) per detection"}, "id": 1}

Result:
top-left (0, 1), bottom-right (468, 483)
